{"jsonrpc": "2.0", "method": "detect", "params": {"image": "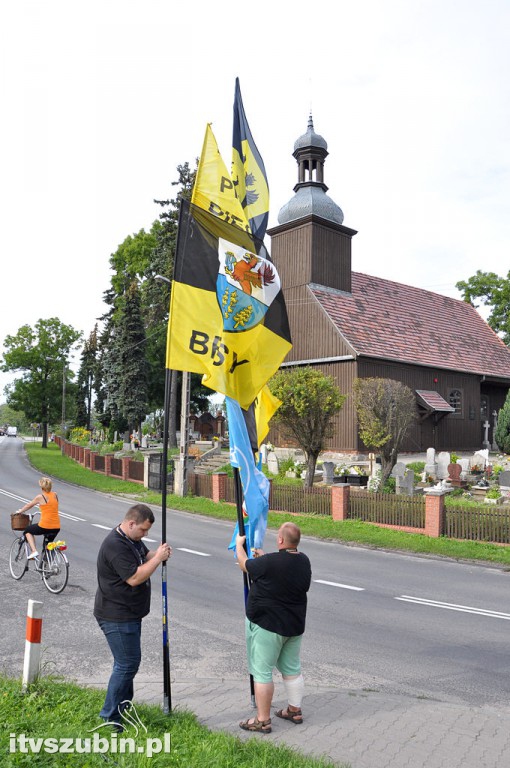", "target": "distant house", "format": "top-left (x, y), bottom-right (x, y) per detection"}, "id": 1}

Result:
top-left (268, 117), bottom-right (510, 452)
